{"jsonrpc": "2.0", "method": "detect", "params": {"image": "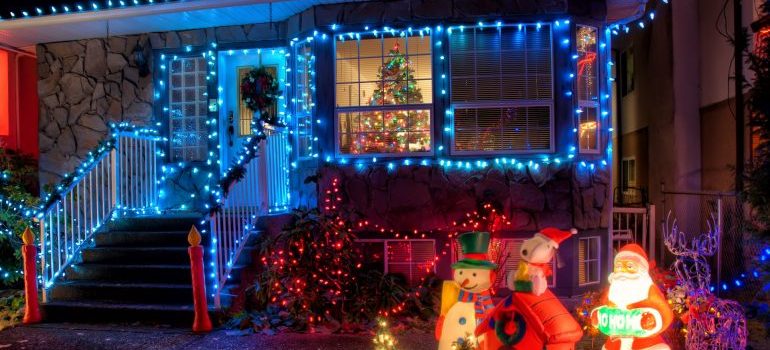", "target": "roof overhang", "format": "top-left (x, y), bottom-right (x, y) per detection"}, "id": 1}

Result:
top-left (606, 0), bottom-right (648, 25)
top-left (0, 0), bottom-right (364, 50)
